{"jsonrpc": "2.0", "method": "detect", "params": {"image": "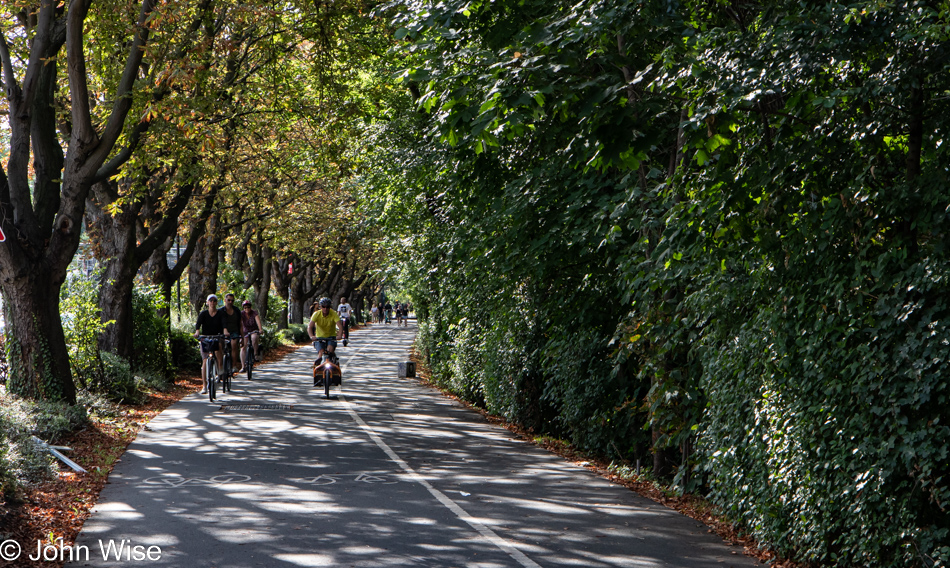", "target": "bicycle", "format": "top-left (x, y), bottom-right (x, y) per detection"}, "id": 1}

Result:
top-left (197, 335), bottom-right (228, 402)
top-left (243, 330), bottom-right (260, 381)
top-left (312, 339), bottom-right (342, 399)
